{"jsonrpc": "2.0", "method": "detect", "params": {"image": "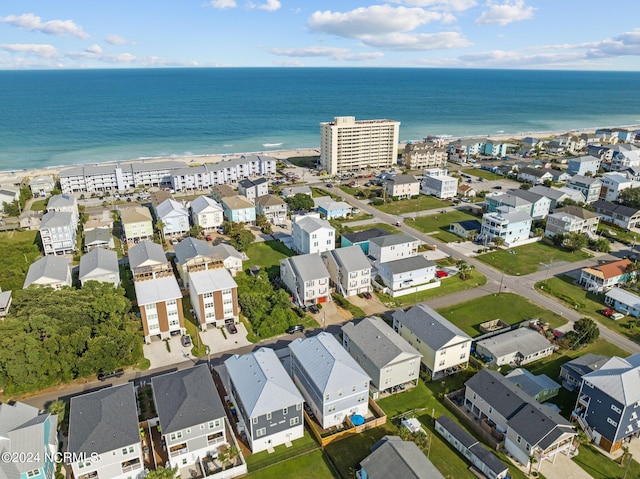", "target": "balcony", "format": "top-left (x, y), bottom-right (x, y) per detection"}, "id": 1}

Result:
top-left (578, 394), bottom-right (591, 407)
